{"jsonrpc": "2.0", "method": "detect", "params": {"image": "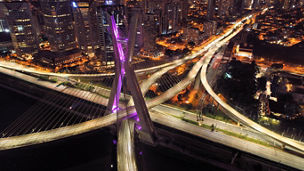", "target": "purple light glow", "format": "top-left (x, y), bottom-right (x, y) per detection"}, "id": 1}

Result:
top-left (111, 16), bottom-right (119, 39)
top-left (112, 105), bottom-right (119, 113)
top-left (110, 16), bottom-right (126, 114)
top-left (117, 43), bottom-right (125, 61)
top-left (105, 0), bottom-right (113, 5)
top-left (136, 124), bottom-right (142, 130)
top-left (113, 140), bottom-right (117, 144)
